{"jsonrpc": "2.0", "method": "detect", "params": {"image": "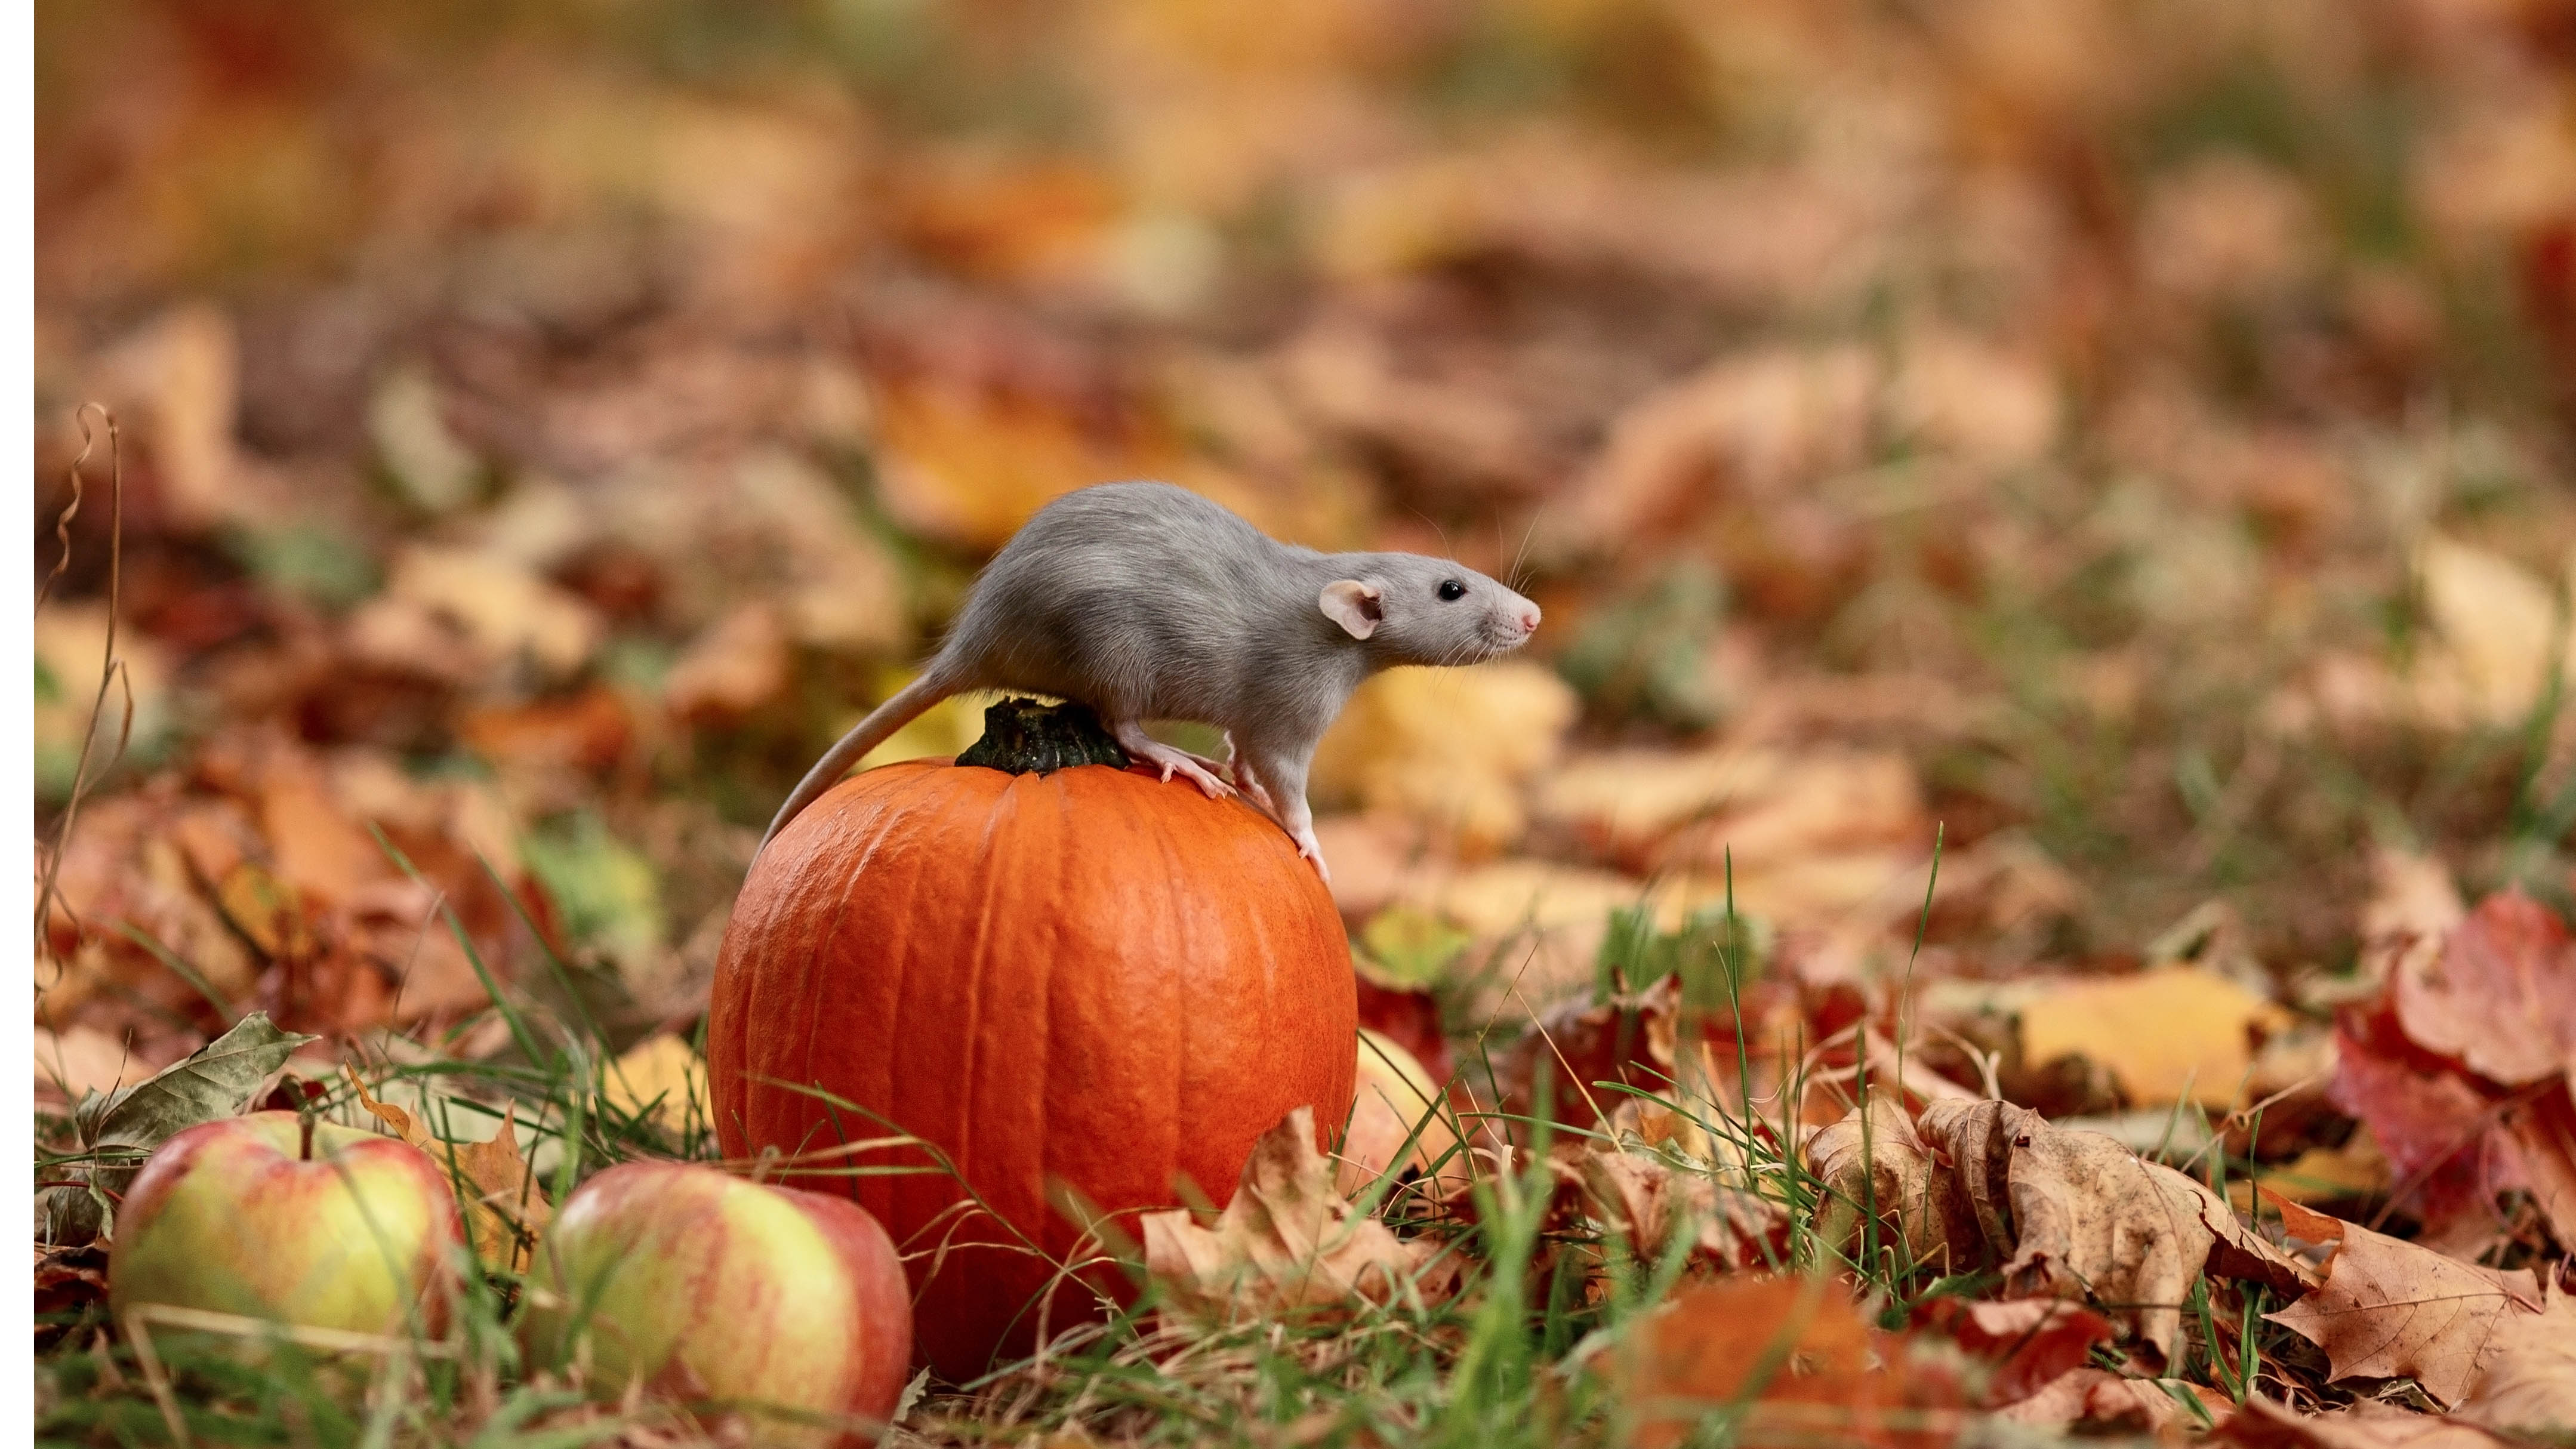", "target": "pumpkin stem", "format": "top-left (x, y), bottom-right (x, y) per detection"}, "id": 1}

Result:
top-left (956, 698), bottom-right (1132, 775)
